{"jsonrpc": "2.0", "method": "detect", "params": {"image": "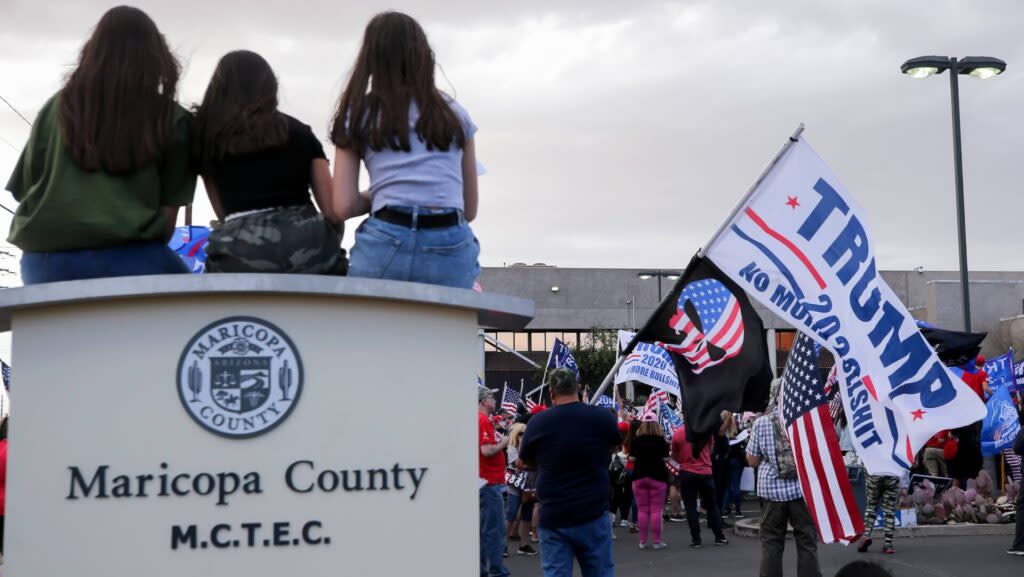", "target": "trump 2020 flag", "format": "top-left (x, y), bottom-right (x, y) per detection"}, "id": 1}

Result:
top-left (614, 330), bottom-right (682, 398)
top-left (980, 352), bottom-right (1020, 456)
top-left (981, 385), bottom-right (1021, 456)
top-left (704, 133), bottom-right (987, 474)
top-left (982, 352), bottom-right (1015, 395)
top-left (632, 255), bottom-right (771, 435)
top-left (547, 338), bottom-right (580, 379)
top-left (782, 333), bottom-right (864, 544)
